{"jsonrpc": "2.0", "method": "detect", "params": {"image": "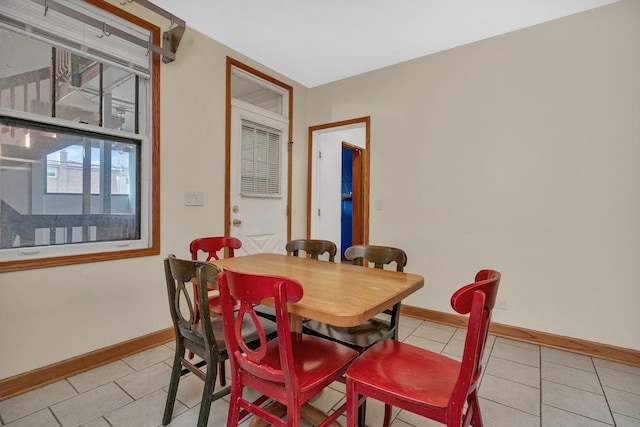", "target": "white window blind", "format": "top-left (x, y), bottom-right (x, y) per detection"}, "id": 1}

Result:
top-left (241, 120), bottom-right (282, 197)
top-left (0, 0), bottom-right (151, 77)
